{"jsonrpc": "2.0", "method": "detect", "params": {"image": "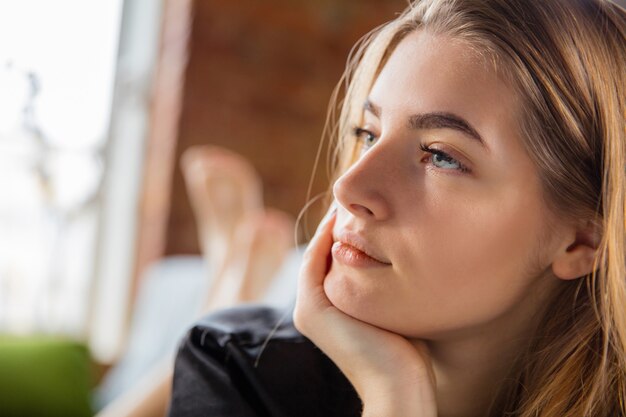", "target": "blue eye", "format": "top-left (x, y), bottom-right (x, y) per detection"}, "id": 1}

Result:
top-left (353, 127), bottom-right (378, 151)
top-left (432, 152), bottom-right (460, 169)
top-left (419, 144), bottom-right (470, 173)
